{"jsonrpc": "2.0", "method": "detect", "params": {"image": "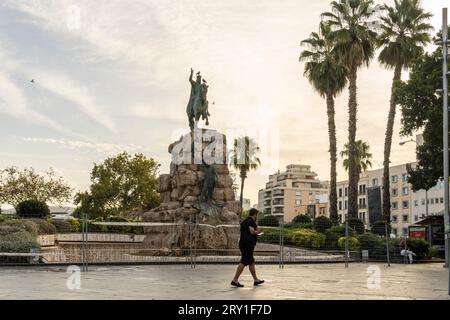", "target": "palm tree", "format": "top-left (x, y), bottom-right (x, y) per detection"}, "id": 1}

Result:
top-left (299, 22), bottom-right (348, 225)
top-left (229, 136), bottom-right (261, 216)
top-left (377, 0), bottom-right (432, 222)
top-left (340, 140), bottom-right (373, 182)
top-left (322, 0), bottom-right (378, 219)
